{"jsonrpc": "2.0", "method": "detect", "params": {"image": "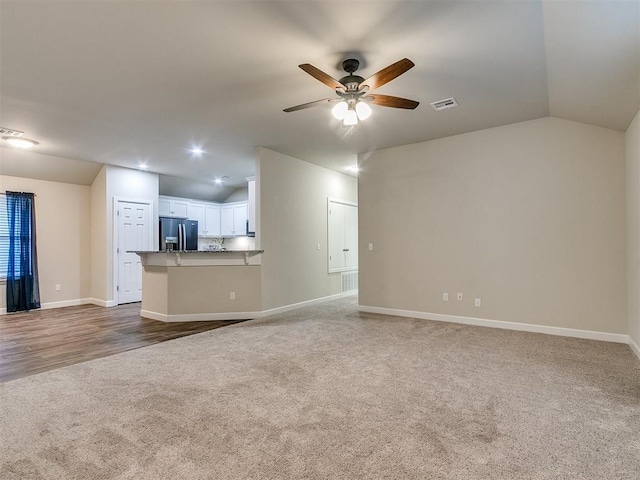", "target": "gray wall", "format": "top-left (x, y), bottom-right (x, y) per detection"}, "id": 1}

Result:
top-left (627, 110), bottom-right (640, 348)
top-left (359, 117), bottom-right (626, 335)
top-left (257, 148), bottom-right (357, 310)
